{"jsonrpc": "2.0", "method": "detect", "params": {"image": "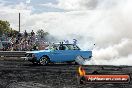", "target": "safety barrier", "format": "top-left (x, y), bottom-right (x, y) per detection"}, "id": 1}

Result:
top-left (0, 51), bottom-right (26, 57)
